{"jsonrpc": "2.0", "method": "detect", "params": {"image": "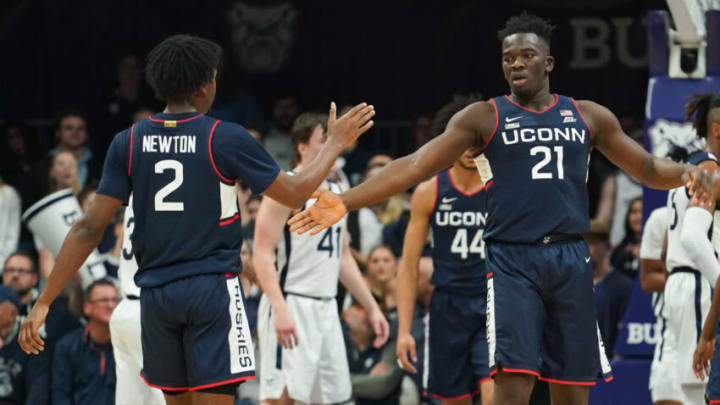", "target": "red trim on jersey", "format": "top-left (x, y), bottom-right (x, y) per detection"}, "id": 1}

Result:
top-left (207, 120), bottom-right (234, 184)
top-left (709, 400), bottom-right (720, 404)
top-left (503, 94), bottom-right (558, 114)
top-left (490, 368), bottom-right (540, 378)
top-left (140, 372), bottom-right (255, 391)
top-left (571, 98), bottom-right (593, 139)
top-left (148, 113), bottom-right (203, 123)
top-left (604, 375), bottom-right (614, 383)
top-left (219, 213), bottom-right (240, 226)
top-left (478, 377), bottom-right (493, 385)
top-left (486, 272), bottom-right (493, 279)
top-left (128, 124), bottom-right (135, 176)
top-left (448, 168), bottom-right (484, 196)
top-left (484, 179), bottom-right (494, 190)
top-left (432, 392), bottom-right (477, 401)
top-left (537, 376), bottom-right (596, 386)
top-left (431, 175), bottom-right (439, 211)
top-left (472, 99), bottom-right (499, 156)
